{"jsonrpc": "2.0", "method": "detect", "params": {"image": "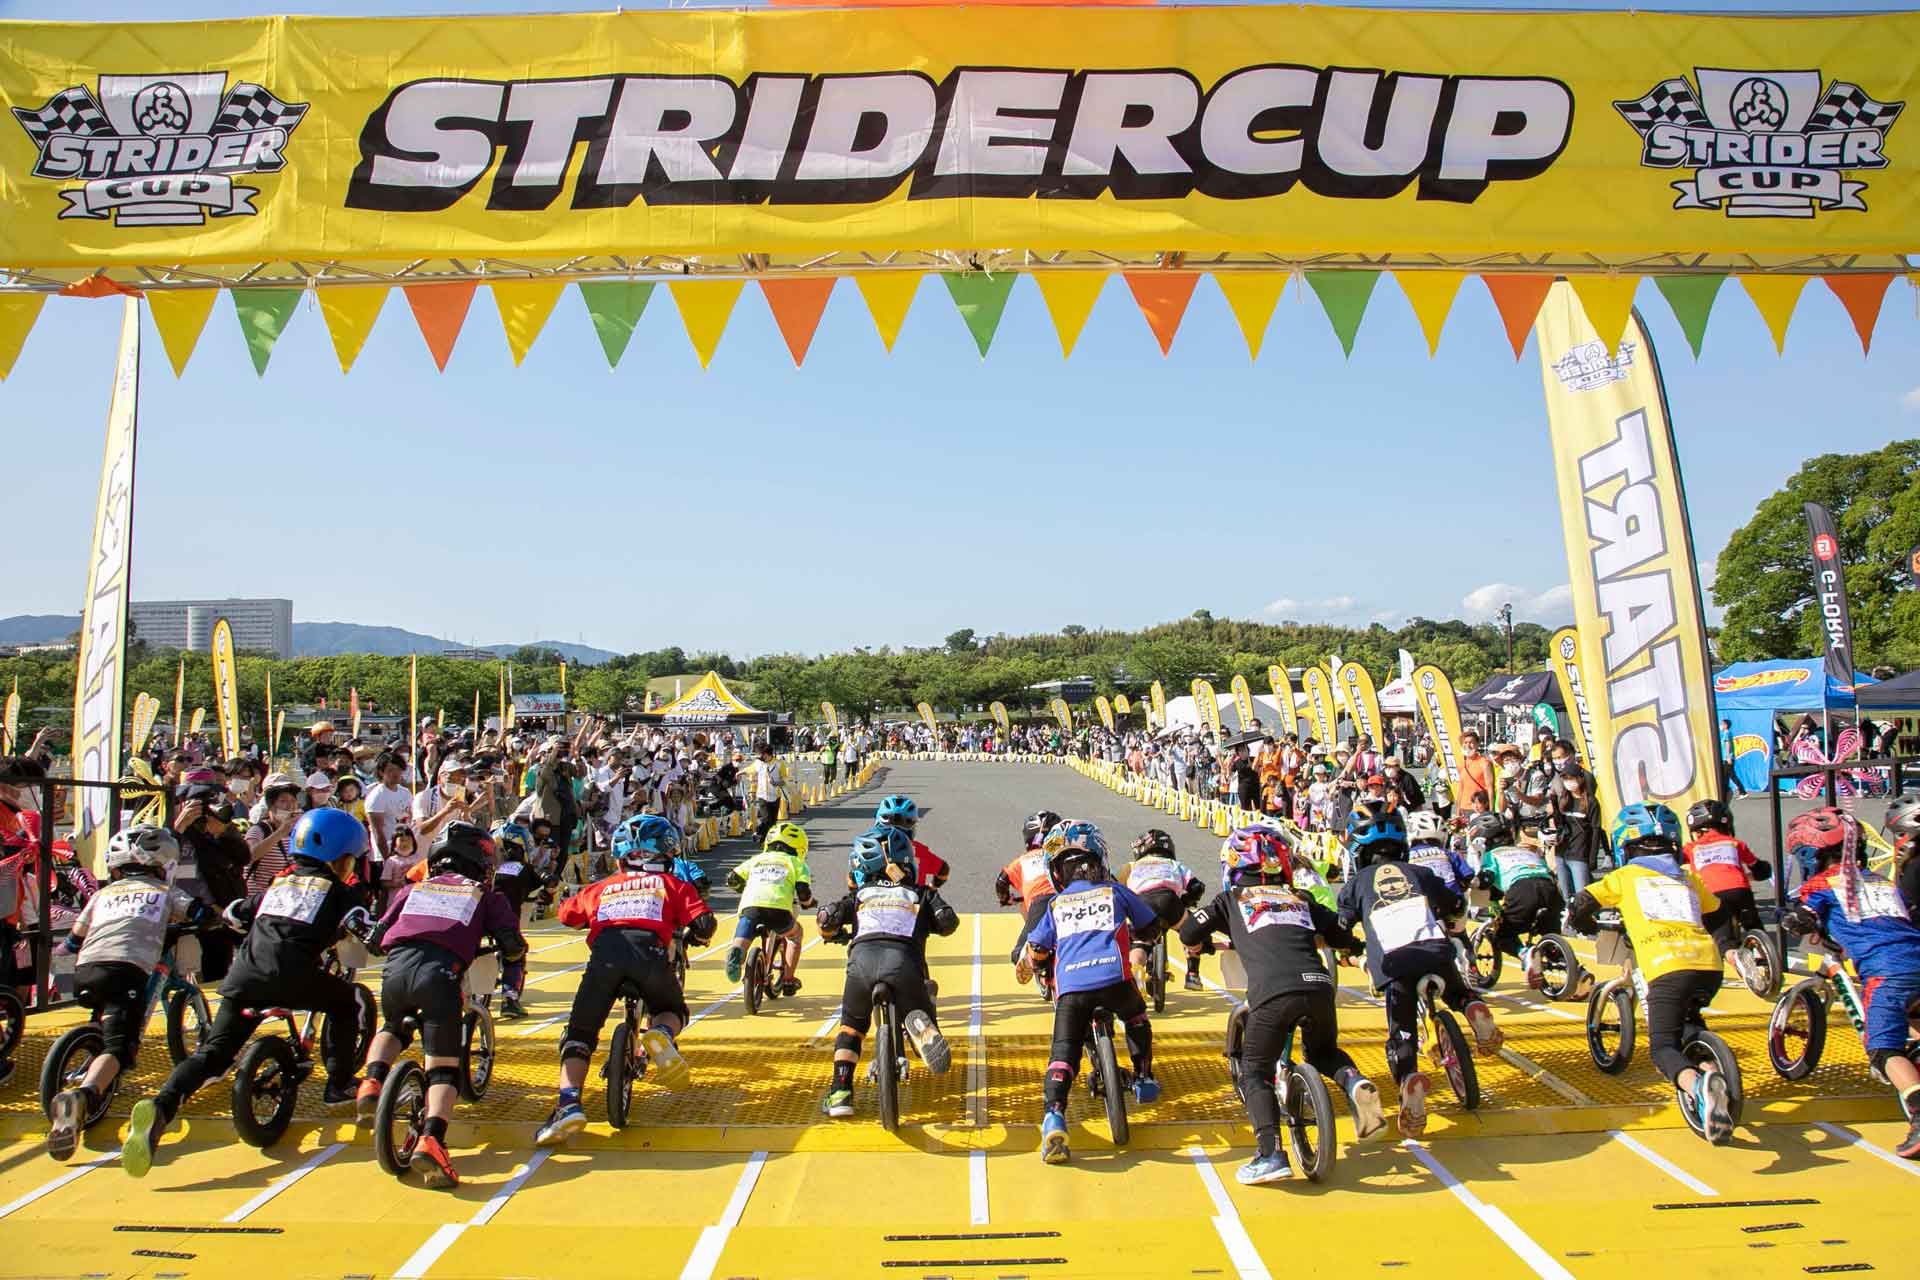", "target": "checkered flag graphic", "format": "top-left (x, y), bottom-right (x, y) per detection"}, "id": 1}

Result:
top-left (1808, 82), bottom-right (1904, 132)
top-left (211, 83), bottom-right (307, 133)
top-left (11, 85), bottom-right (112, 145)
top-left (1614, 78), bottom-right (1710, 133)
